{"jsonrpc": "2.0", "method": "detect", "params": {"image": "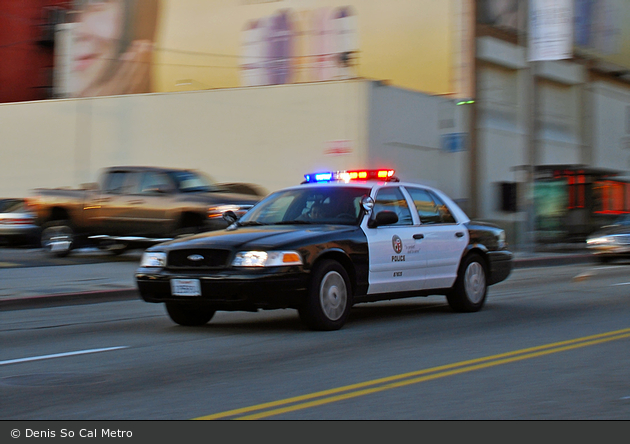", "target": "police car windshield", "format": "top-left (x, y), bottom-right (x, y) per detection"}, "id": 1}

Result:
top-left (239, 186), bottom-right (369, 226)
